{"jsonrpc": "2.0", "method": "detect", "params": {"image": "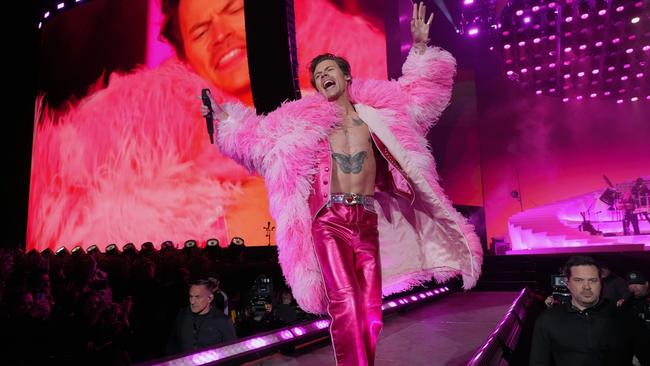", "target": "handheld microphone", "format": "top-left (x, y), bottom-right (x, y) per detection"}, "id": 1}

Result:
top-left (201, 88), bottom-right (214, 144)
